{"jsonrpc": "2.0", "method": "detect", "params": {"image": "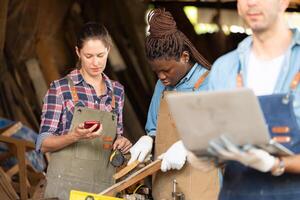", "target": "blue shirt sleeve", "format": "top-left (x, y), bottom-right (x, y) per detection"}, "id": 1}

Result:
top-left (145, 80), bottom-right (165, 136)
